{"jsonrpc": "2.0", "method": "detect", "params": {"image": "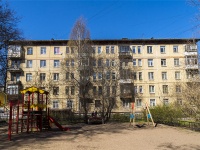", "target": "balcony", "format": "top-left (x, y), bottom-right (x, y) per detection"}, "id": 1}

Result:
top-left (7, 46), bottom-right (23, 59)
top-left (118, 51), bottom-right (132, 59)
top-left (119, 79), bottom-right (132, 84)
top-left (185, 65), bottom-right (198, 70)
top-left (120, 92), bottom-right (132, 98)
top-left (185, 45), bottom-right (197, 52)
top-left (7, 65), bottom-right (23, 72)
